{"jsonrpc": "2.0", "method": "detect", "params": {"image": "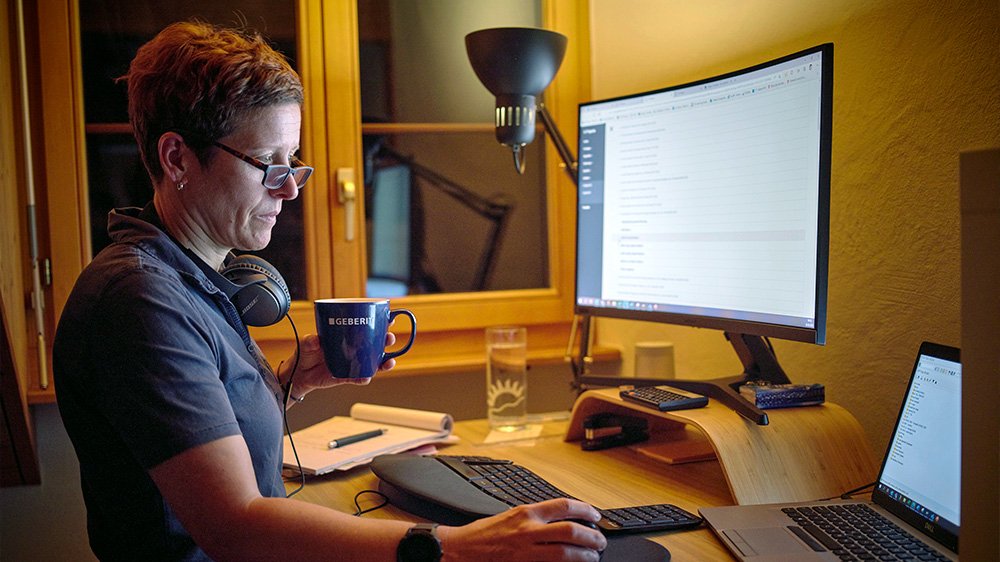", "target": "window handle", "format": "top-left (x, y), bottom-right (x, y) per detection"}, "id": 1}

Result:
top-left (337, 168), bottom-right (356, 242)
